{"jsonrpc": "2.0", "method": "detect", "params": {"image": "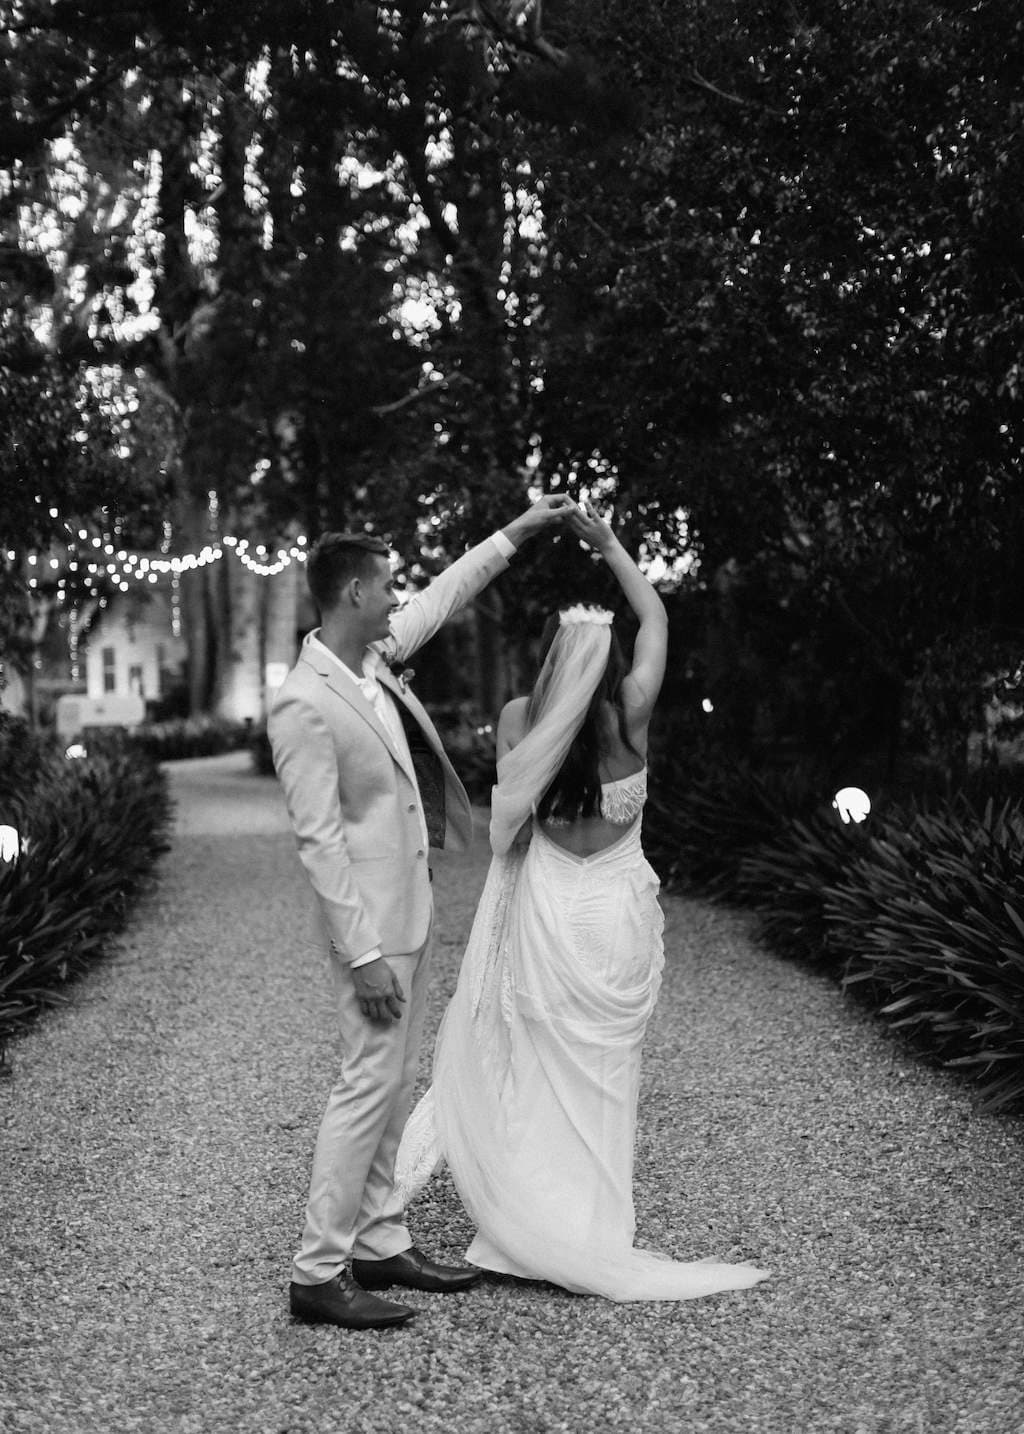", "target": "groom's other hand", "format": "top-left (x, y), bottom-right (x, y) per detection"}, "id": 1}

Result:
top-left (351, 959), bottom-right (407, 1023)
